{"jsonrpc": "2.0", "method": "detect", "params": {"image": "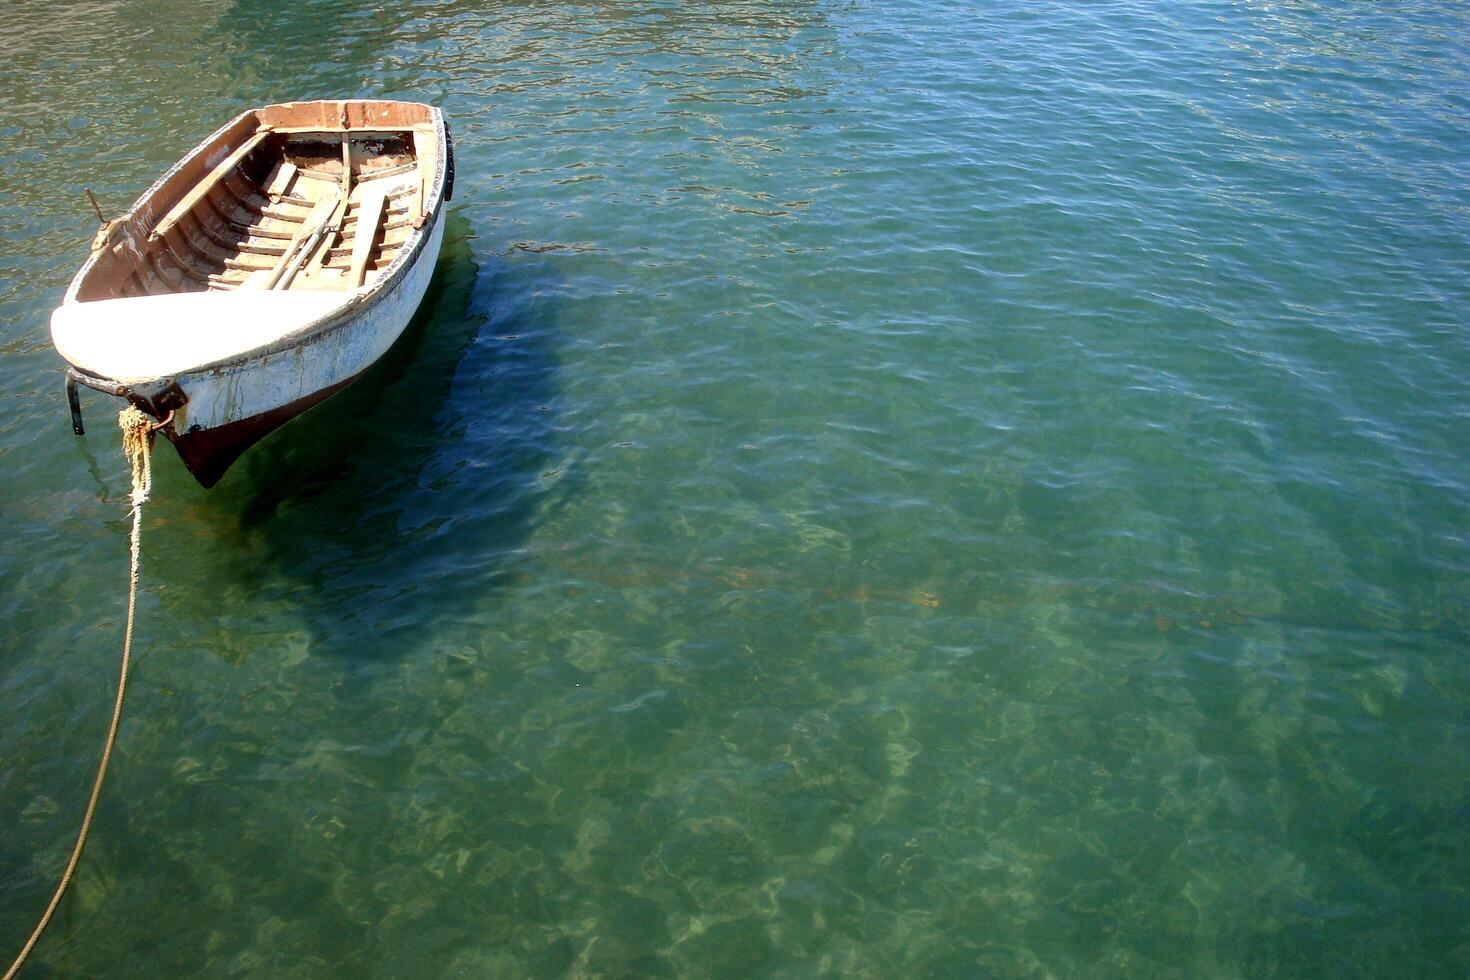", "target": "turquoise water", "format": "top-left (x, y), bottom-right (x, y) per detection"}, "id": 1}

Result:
top-left (3, 0), bottom-right (1469, 974)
